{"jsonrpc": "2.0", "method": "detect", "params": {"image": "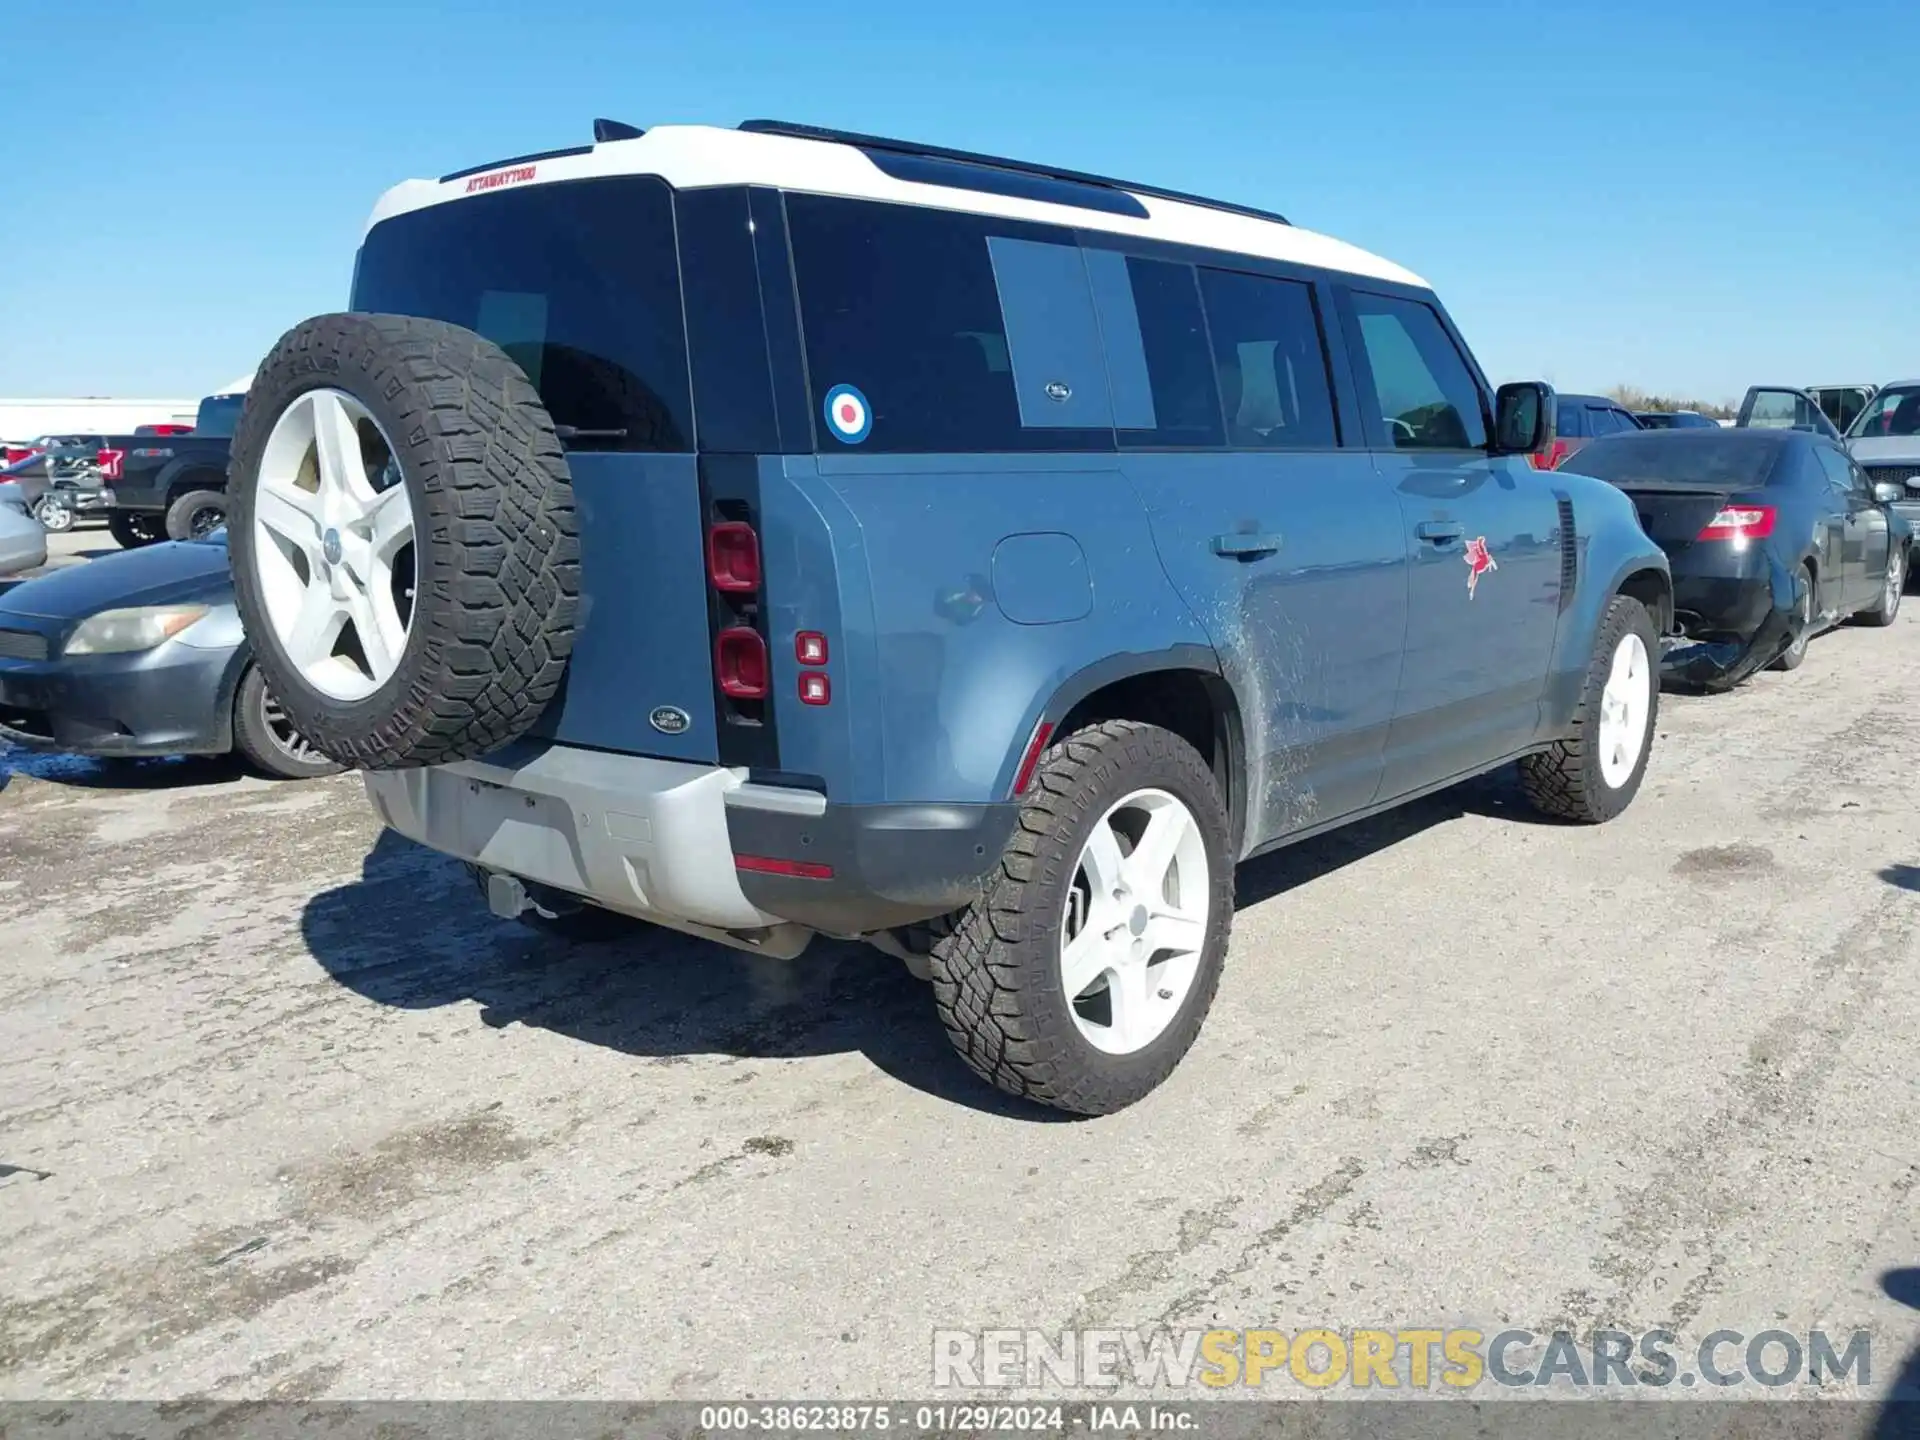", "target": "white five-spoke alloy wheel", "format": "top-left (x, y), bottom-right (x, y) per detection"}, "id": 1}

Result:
top-left (1060, 787), bottom-right (1211, 1055)
top-left (252, 389), bottom-right (414, 702)
top-left (1595, 631), bottom-right (1651, 789)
